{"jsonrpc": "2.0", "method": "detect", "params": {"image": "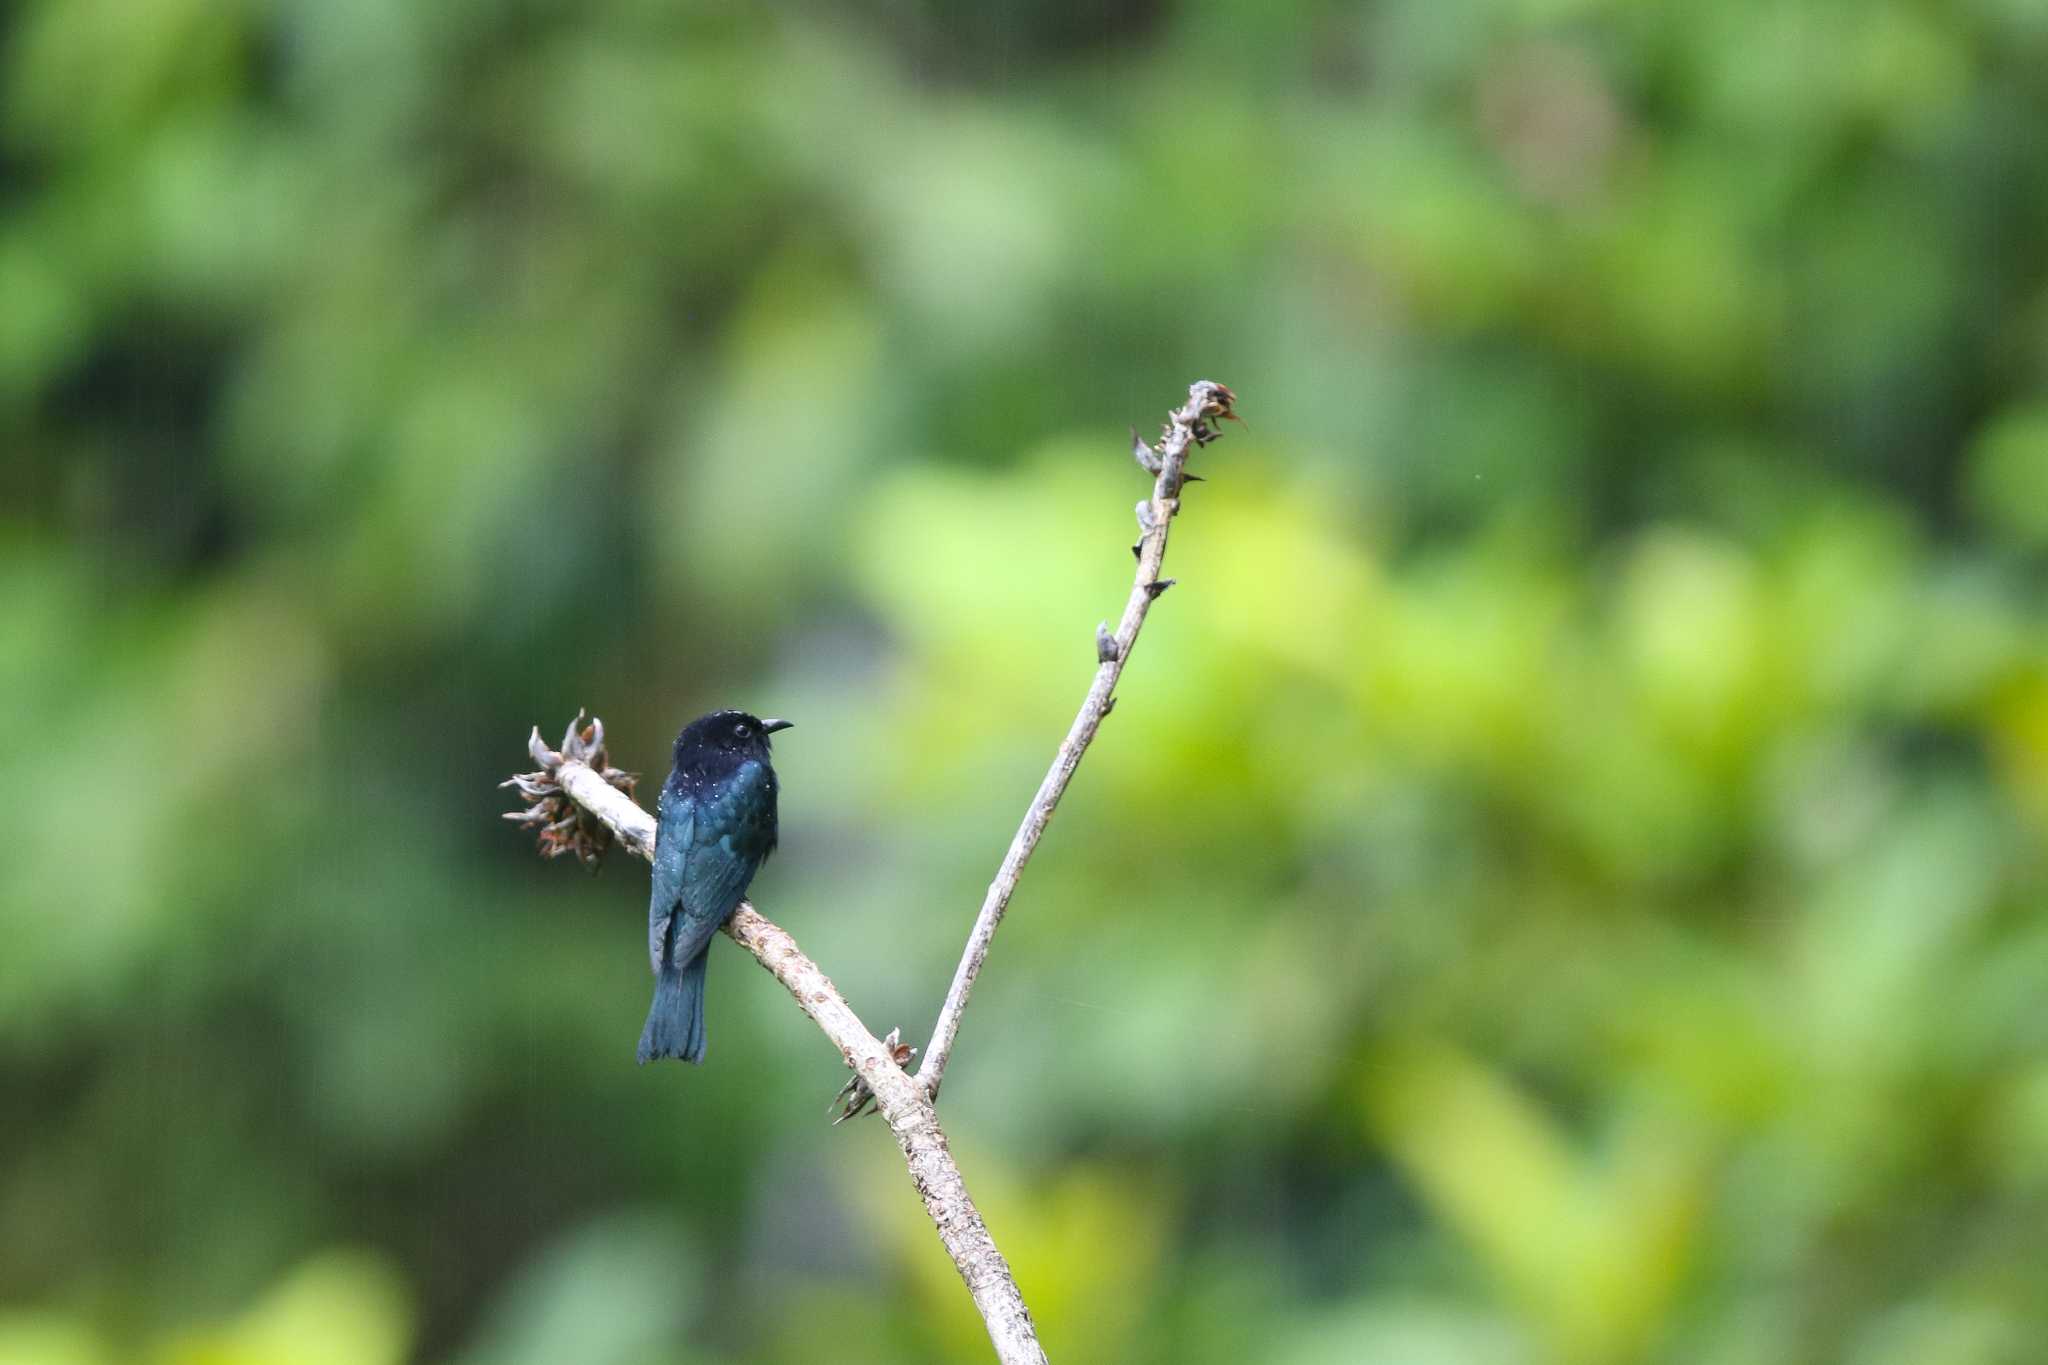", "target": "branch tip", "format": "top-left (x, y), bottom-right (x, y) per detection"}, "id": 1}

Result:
top-left (913, 380), bottom-right (1233, 1107)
